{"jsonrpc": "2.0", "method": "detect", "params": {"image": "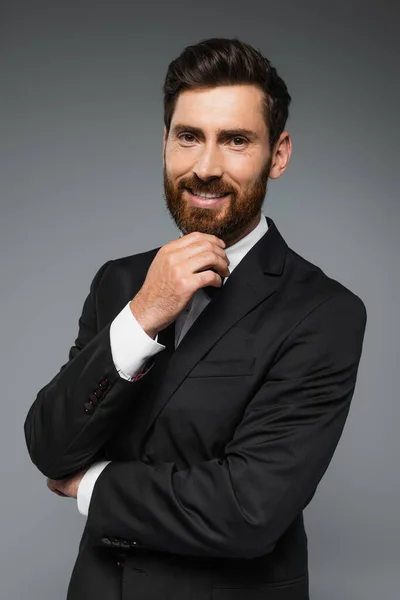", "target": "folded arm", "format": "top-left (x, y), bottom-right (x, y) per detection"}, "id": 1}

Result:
top-left (84, 293), bottom-right (367, 559)
top-left (24, 261), bottom-right (164, 480)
